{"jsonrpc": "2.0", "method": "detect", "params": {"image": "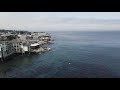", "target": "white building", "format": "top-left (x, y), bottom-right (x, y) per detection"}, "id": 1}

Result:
top-left (0, 42), bottom-right (15, 59)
